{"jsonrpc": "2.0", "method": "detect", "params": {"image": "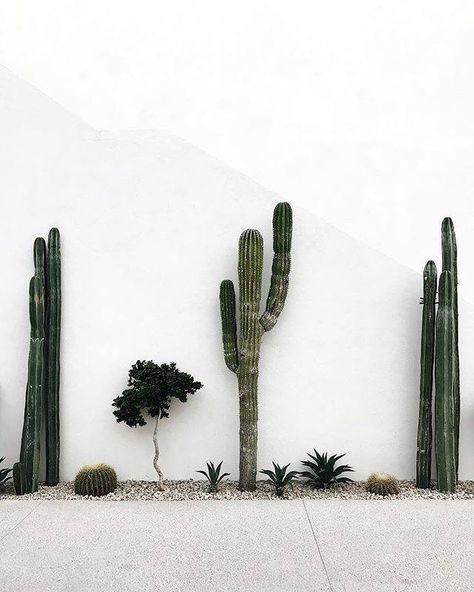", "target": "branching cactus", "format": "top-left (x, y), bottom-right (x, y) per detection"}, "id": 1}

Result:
top-left (434, 270), bottom-right (456, 493)
top-left (220, 202), bottom-right (292, 491)
top-left (416, 261), bottom-right (437, 488)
